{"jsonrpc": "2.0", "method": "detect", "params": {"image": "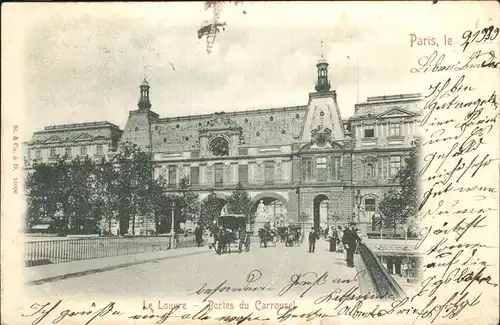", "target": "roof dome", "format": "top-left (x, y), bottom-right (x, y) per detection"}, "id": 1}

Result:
top-left (140, 78), bottom-right (149, 87)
